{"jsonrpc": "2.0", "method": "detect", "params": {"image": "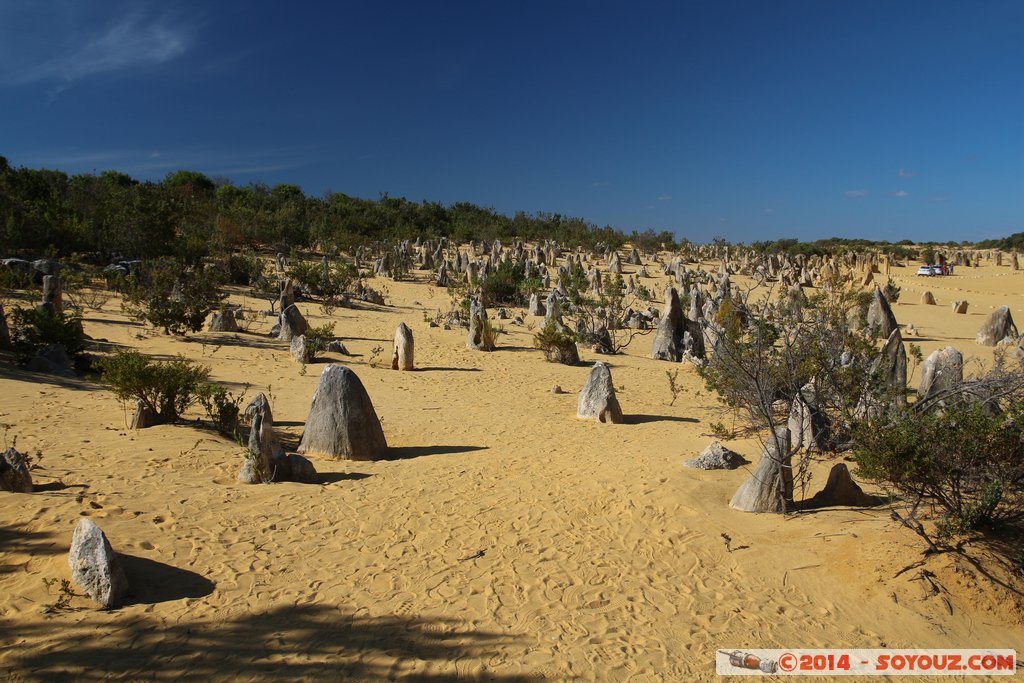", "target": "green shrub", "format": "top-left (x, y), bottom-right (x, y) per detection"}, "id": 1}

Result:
top-left (560, 262), bottom-right (589, 304)
top-left (853, 400), bottom-right (1024, 536)
top-left (286, 260), bottom-right (323, 291)
top-left (480, 260), bottom-right (527, 307)
top-left (444, 287), bottom-right (472, 325)
top-left (227, 249), bottom-right (264, 286)
top-left (8, 306), bottom-right (85, 362)
top-left (714, 297), bottom-right (743, 342)
top-left (533, 320), bottom-right (578, 365)
top-left (99, 350), bottom-right (211, 424)
top-left (287, 259), bottom-right (354, 313)
top-left (287, 259), bottom-right (353, 296)
top-left (304, 322), bottom-right (336, 361)
top-left (852, 291), bottom-right (873, 327)
top-left (708, 421), bottom-right (730, 439)
top-left (121, 258), bottom-right (226, 335)
top-left (103, 268), bottom-right (129, 291)
top-left (0, 266), bottom-right (32, 291)
top-left (882, 279), bottom-right (901, 303)
top-left (197, 383), bottom-right (246, 437)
